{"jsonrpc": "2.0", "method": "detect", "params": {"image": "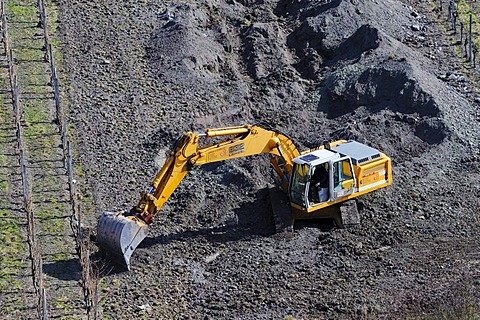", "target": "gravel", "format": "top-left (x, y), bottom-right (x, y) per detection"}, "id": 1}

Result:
top-left (58, 0), bottom-right (480, 318)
